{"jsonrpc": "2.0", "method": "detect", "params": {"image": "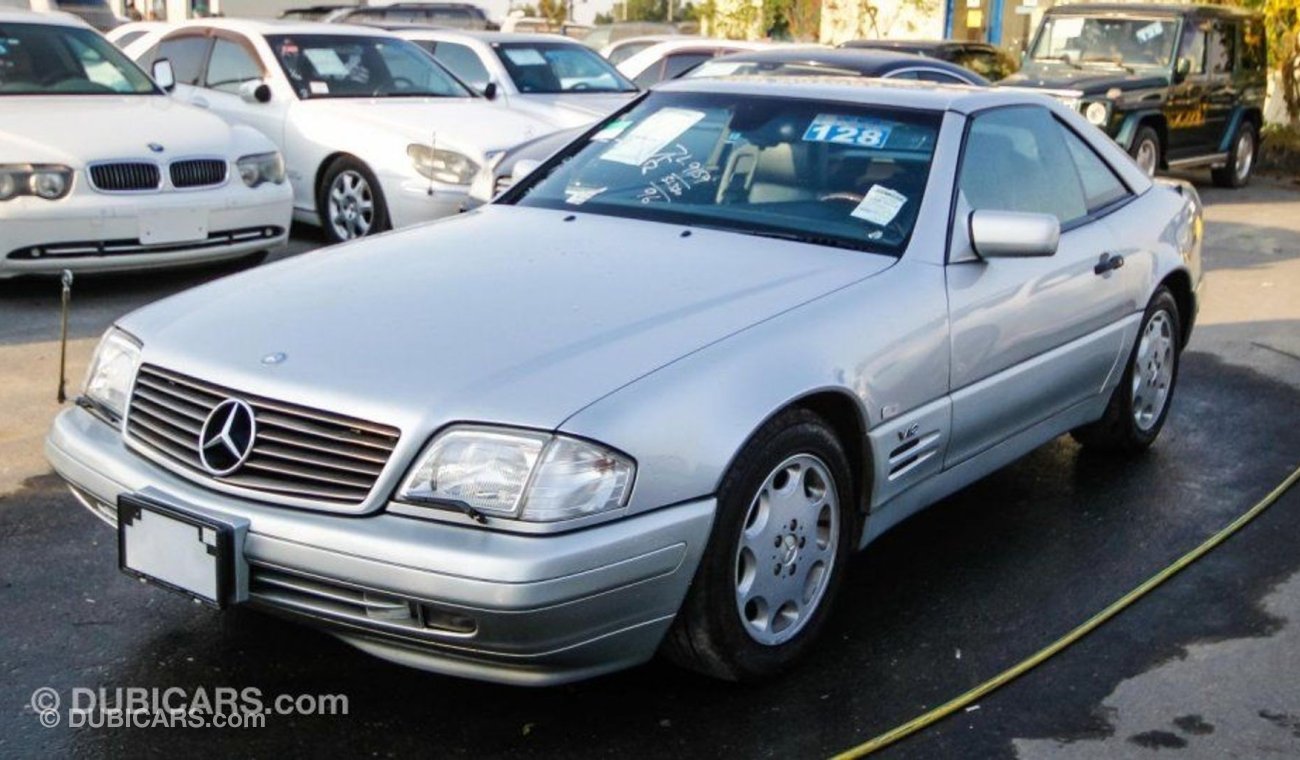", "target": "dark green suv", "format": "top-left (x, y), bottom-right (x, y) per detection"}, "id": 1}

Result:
top-left (1004, 3), bottom-right (1266, 187)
